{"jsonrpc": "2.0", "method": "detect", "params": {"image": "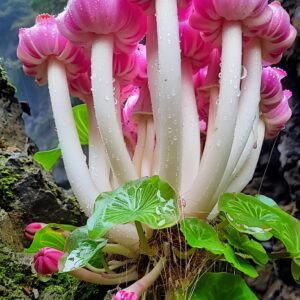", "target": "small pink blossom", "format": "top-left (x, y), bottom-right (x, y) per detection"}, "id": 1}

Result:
top-left (24, 222), bottom-right (46, 240)
top-left (34, 247), bottom-right (64, 275)
top-left (113, 290), bottom-right (139, 300)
